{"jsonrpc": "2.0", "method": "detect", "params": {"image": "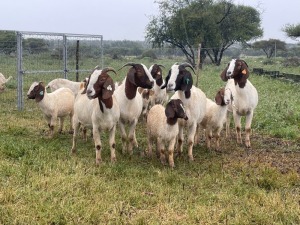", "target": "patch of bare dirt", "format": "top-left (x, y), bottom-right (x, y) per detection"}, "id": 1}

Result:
top-left (218, 131), bottom-right (300, 174)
